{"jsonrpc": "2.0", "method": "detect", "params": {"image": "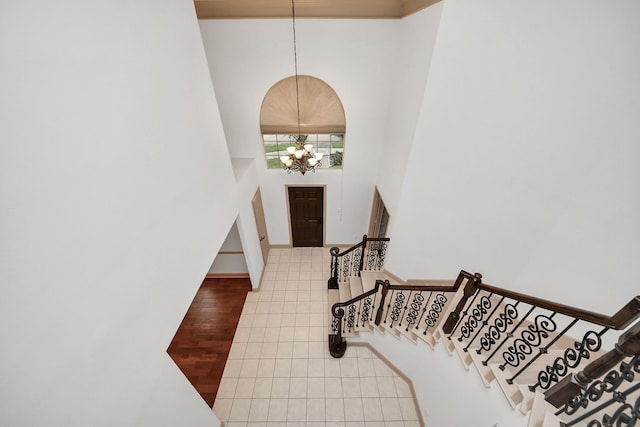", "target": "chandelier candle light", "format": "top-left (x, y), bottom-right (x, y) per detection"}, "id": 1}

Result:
top-left (280, 0), bottom-right (323, 175)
